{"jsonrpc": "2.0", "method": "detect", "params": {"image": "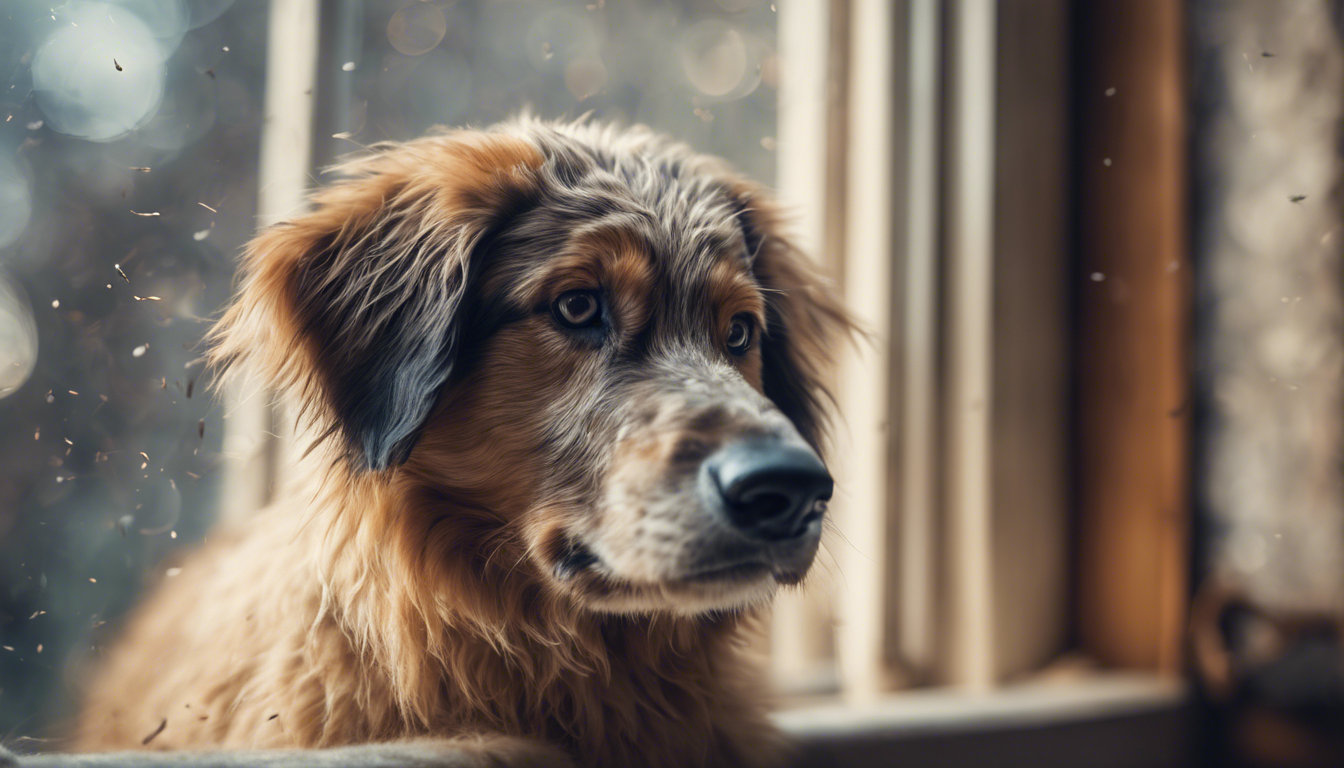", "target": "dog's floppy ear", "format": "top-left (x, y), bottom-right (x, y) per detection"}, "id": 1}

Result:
top-left (208, 132), bottom-right (542, 471)
top-left (733, 183), bottom-right (855, 454)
